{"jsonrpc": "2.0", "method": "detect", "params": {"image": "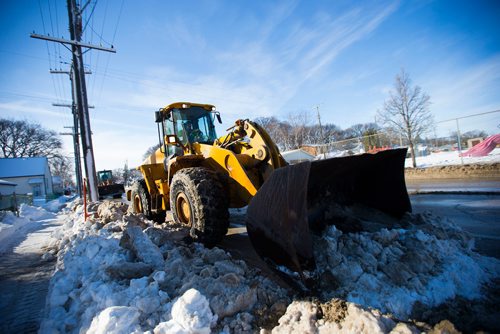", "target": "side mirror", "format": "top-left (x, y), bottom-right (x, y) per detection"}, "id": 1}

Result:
top-left (155, 111), bottom-right (163, 123)
top-left (216, 112), bottom-right (222, 124)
